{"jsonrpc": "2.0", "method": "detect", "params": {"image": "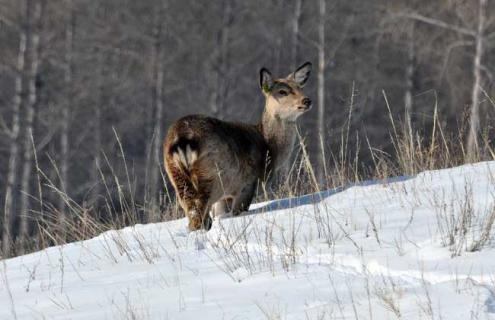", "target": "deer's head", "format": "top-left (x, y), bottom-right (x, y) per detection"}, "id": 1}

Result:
top-left (260, 62), bottom-right (312, 122)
